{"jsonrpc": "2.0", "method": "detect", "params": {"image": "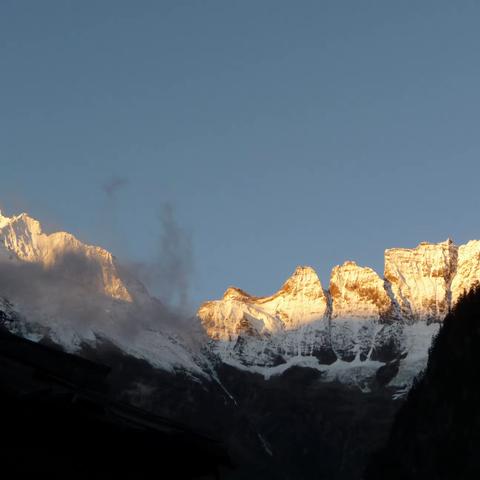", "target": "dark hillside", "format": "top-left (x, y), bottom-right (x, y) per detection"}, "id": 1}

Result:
top-left (365, 285), bottom-right (480, 479)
